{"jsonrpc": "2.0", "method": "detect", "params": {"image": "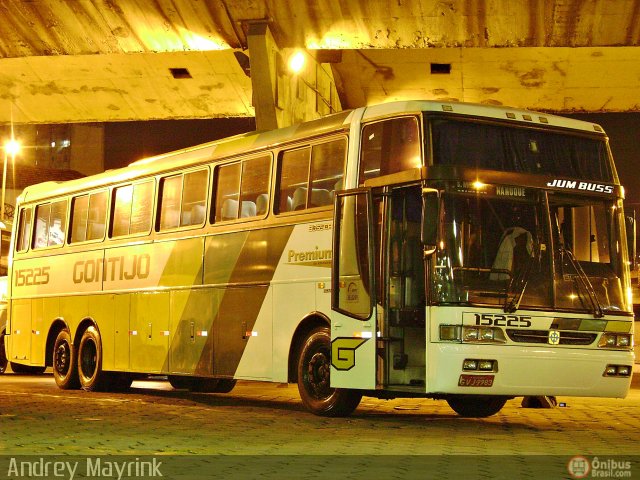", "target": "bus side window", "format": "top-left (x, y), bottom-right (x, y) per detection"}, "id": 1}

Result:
top-left (111, 185), bottom-right (133, 237)
top-left (181, 169), bottom-right (208, 226)
top-left (359, 117), bottom-right (421, 184)
top-left (111, 181), bottom-right (153, 238)
top-left (33, 200), bottom-right (67, 249)
top-left (159, 169), bottom-right (208, 230)
top-left (70, 195), bottom-right (89, 243)
top-left (214, 156), bottom-right (271, 222)
top-left (240, 155), bottom-right (271, 218)
top-left (278, 148), bottom-right (310, 213)
top-left (159, 175), bottom-right (183, 230)
top-left (16, 207), bottom-right (32, 252)
top-left (310, 139), bottom-right (346, 207)
top-left (70, 190), bottom-right (107, 243)
top-left (214, 163), bottom-right (241, 222)
top-left (87, 191), bottom-right (108, 240)
top-left (130, 181), bottom-right (153, 234)
top-left (277, 139), bottom-right (345, 214)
